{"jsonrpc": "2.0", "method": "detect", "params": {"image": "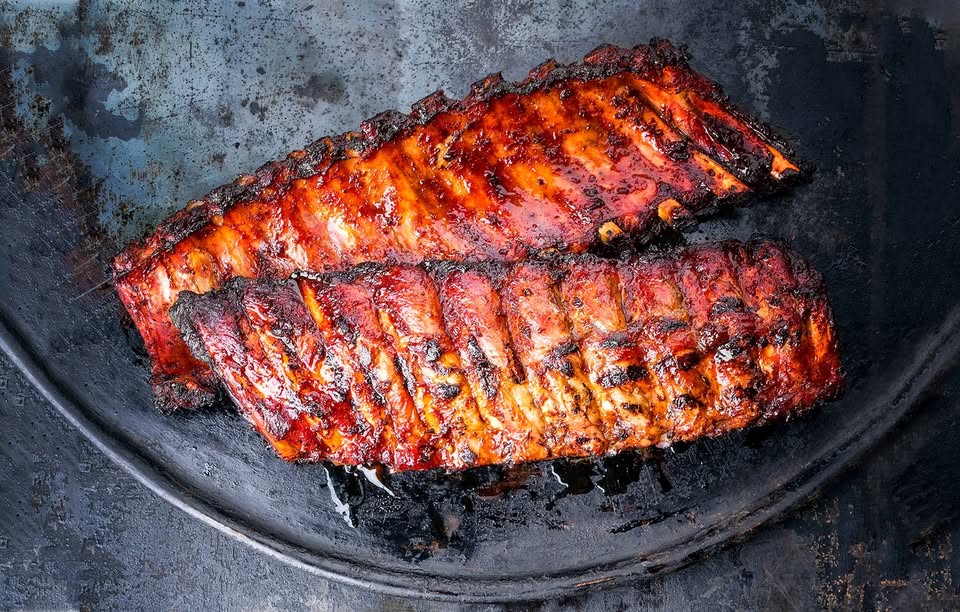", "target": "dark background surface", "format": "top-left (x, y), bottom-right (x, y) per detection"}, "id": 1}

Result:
top-left (2, 0), bottom-right (960, 608)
